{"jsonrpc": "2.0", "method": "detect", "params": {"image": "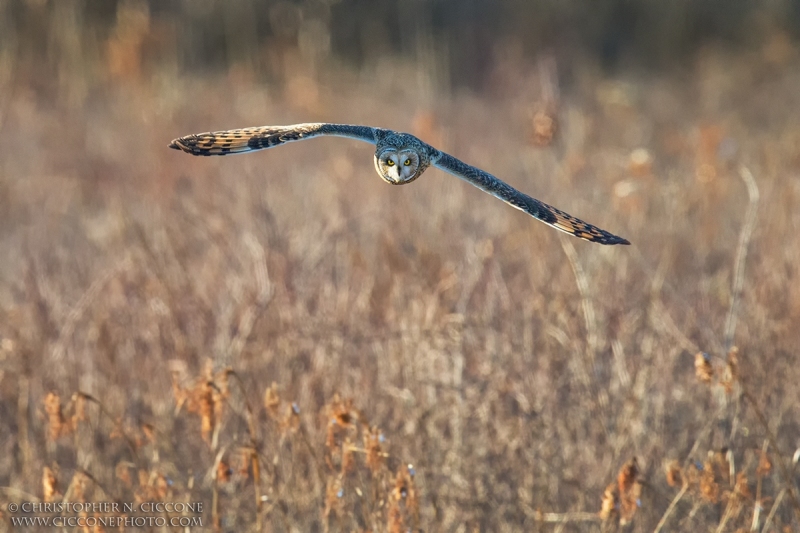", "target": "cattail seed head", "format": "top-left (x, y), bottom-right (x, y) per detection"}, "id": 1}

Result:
top-left (695, 352), bottom-right (714, 384)
top-left (43, 466), bottom-right (59, 502)
top-left (44, 392), bottom-right (66, 441)
top-left (665, 460), bottom-right (683, 487)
